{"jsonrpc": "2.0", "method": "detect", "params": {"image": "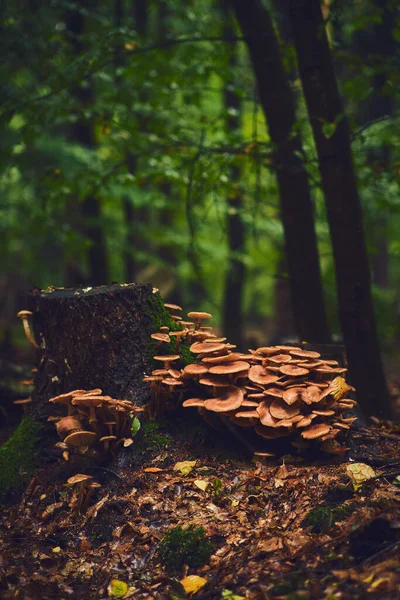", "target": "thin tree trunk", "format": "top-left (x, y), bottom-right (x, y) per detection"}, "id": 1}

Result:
top-left (287, 0), bottom-right (391, 418)
top-left (352, 0), bottom-right (394, 290)
top-left (230, 0), bottom-right (331, 344)
top-left (65, 8), bottom-right (108, 286)
top-left (221, 2), bottom-right (245, 349)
